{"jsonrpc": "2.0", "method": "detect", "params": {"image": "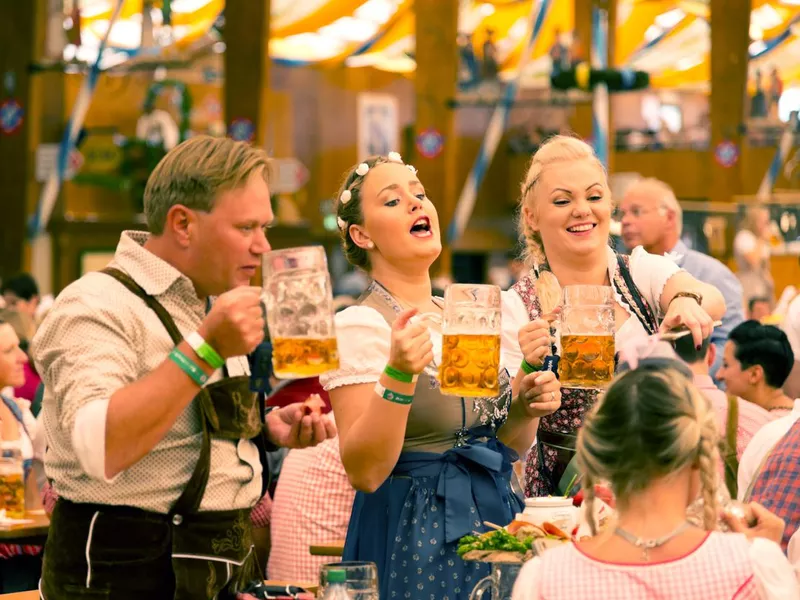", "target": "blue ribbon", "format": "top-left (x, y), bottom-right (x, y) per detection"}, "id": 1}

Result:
top-left (393, 440), bottom-right (519, 544)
